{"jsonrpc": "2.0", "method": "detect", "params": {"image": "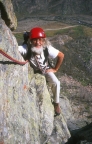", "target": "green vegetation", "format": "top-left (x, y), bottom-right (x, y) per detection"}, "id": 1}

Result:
top-left (15, 25), bottom-right (90, 42)
top-left (14, 25), bottom-right (92, 85)
top-left (46, 25), bottom-right (92, 85)
top-left (59, 26), bottom-right (92, 85)
top-left (14, 33), bottom-right (23, 45)
top-left (46, 25), bottom-right (92, 39)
